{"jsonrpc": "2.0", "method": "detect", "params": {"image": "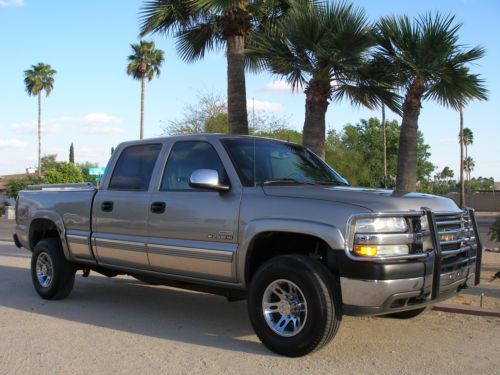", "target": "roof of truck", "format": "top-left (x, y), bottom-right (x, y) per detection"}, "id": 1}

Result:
top-left (116, 134), bottom-right (297, 148)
